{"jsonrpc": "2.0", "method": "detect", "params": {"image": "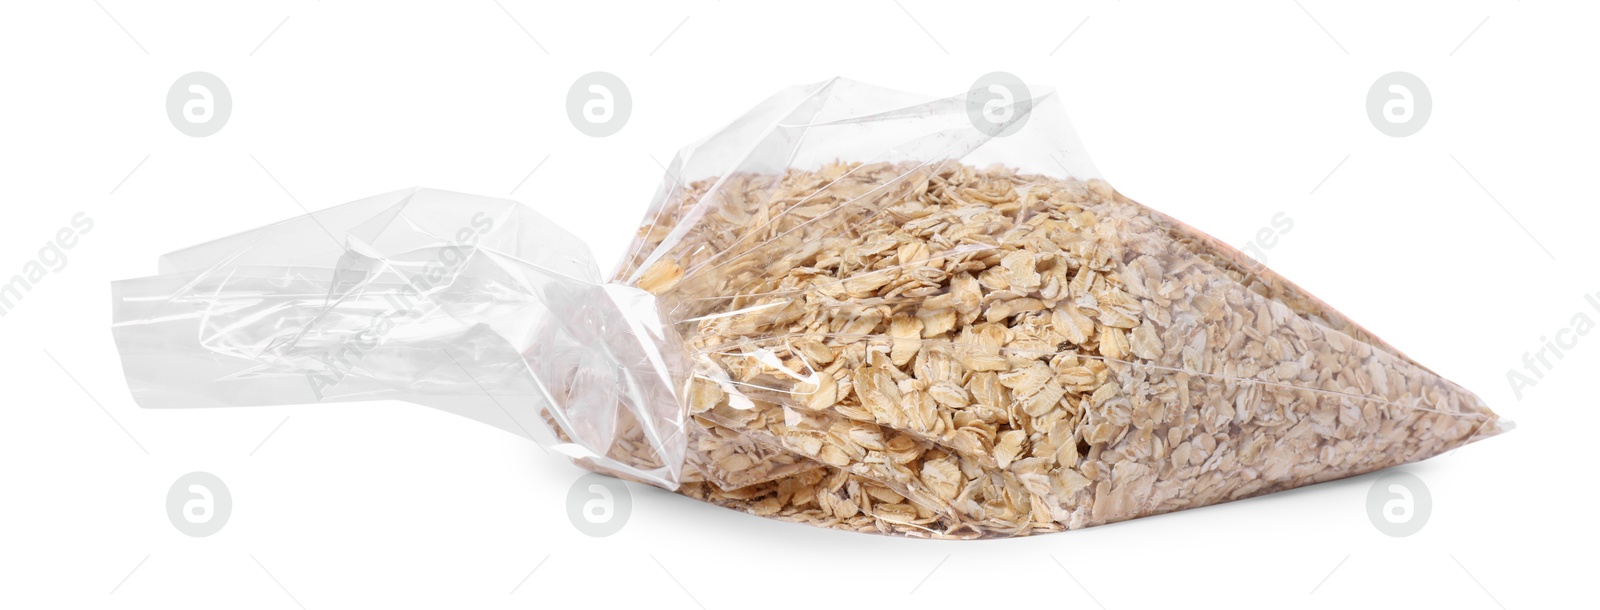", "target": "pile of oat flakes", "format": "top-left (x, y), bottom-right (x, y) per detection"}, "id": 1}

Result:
top-left (602, 160), bottom-right (1504, 538)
